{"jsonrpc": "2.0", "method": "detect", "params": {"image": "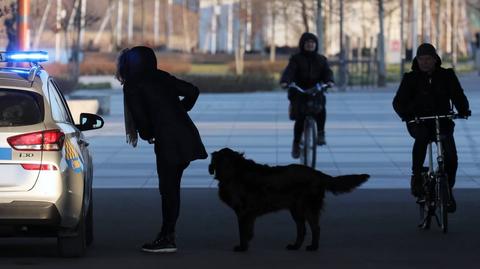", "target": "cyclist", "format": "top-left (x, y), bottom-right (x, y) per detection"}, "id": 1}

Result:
top-left (280, 32), bottom-right (334, 159)
top-left (392, 43), bottom-right (471, 213)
